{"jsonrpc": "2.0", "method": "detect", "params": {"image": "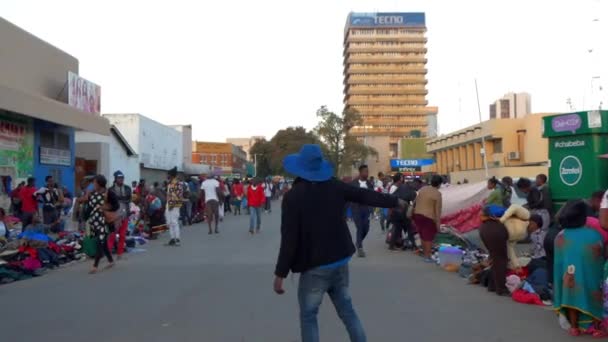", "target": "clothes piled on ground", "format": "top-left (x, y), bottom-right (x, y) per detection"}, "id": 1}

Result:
top-left (0, 229), bottom-right (86, 284)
